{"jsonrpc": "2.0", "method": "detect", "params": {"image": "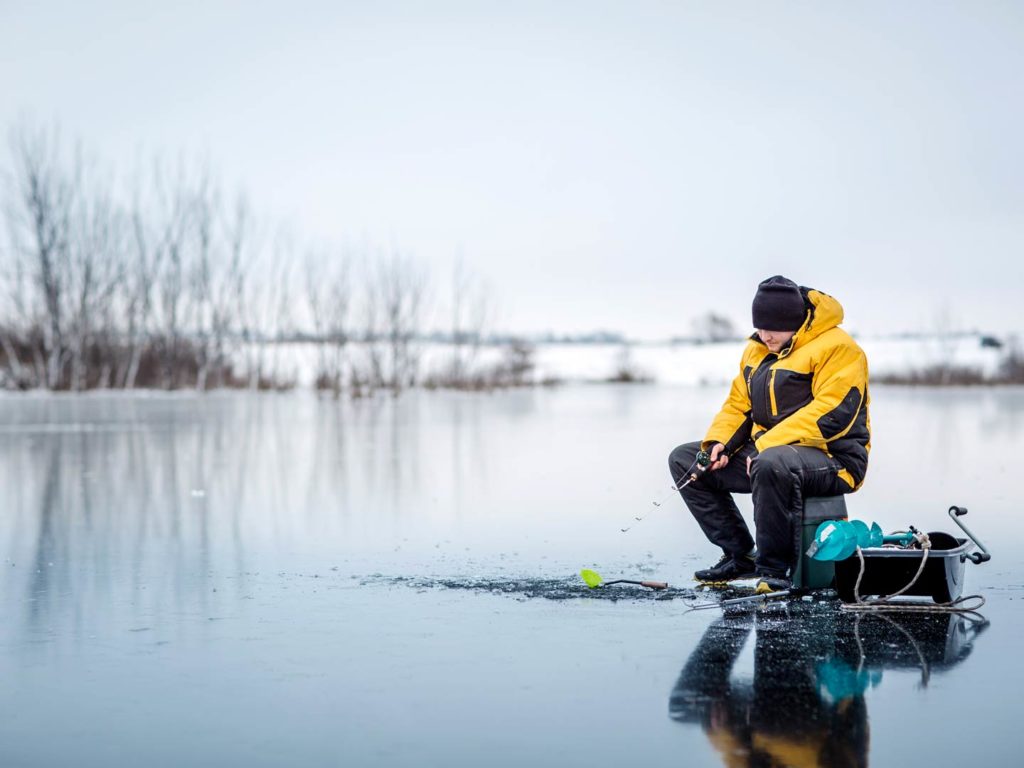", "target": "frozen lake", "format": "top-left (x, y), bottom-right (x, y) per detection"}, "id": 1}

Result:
top-left (1, 385), bottom-right (1022, 766)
